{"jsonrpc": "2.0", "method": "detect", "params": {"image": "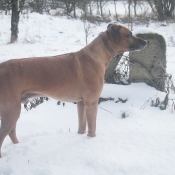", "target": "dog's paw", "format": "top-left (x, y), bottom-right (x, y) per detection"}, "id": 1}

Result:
top-left (87, 133), bottom-right (96, 137)
top-left (78, 131), bottom-right (86, 135)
